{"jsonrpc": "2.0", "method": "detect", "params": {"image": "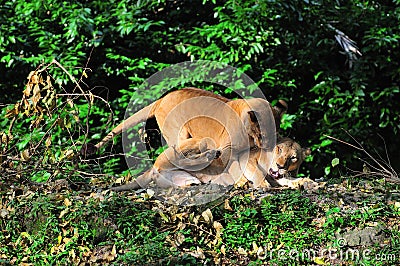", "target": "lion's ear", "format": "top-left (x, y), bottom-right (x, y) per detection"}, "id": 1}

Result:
top-left (273, 100), bottom-right (288, 117)
top-left (272, 100), bottom-right (288, 128)
top-left (242, 98), bottom-right (278, 149)
top-left (302, 147), bottom-right (311, 160)
top-left (244, 110), bottom-right (262, 148)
